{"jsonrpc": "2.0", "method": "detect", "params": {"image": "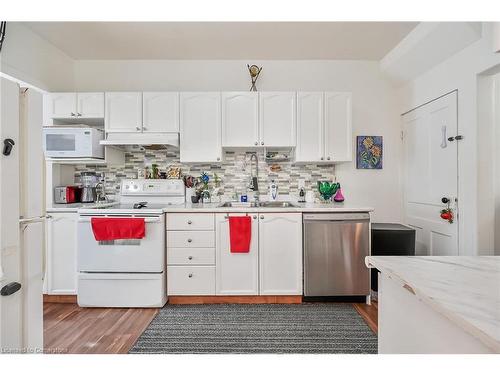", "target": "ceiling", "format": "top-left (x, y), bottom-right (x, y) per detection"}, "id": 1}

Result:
top-left (23, 22), bottom-right (418, 60)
